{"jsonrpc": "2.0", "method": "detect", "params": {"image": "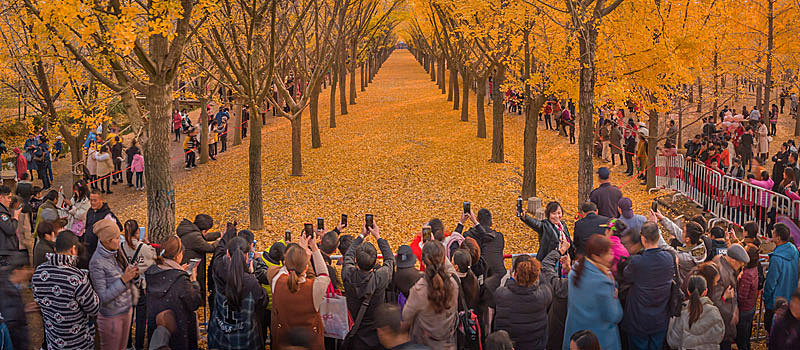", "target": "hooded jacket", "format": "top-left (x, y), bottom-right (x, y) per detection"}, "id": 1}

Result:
top-left (82, 203), bottom-right (121, 268)
top-left (464, 224), bottom-right (507, 279)
top-left (176, 218), bottom-right (218, 303)
top-left (763, 242), bottom-right (800, 310)
top-left (145, 262), bottom-right (202, 350)
top-left (667, 296), bottom-right (725, 350)
top-left (494, 276), bottom-right (552, 350)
